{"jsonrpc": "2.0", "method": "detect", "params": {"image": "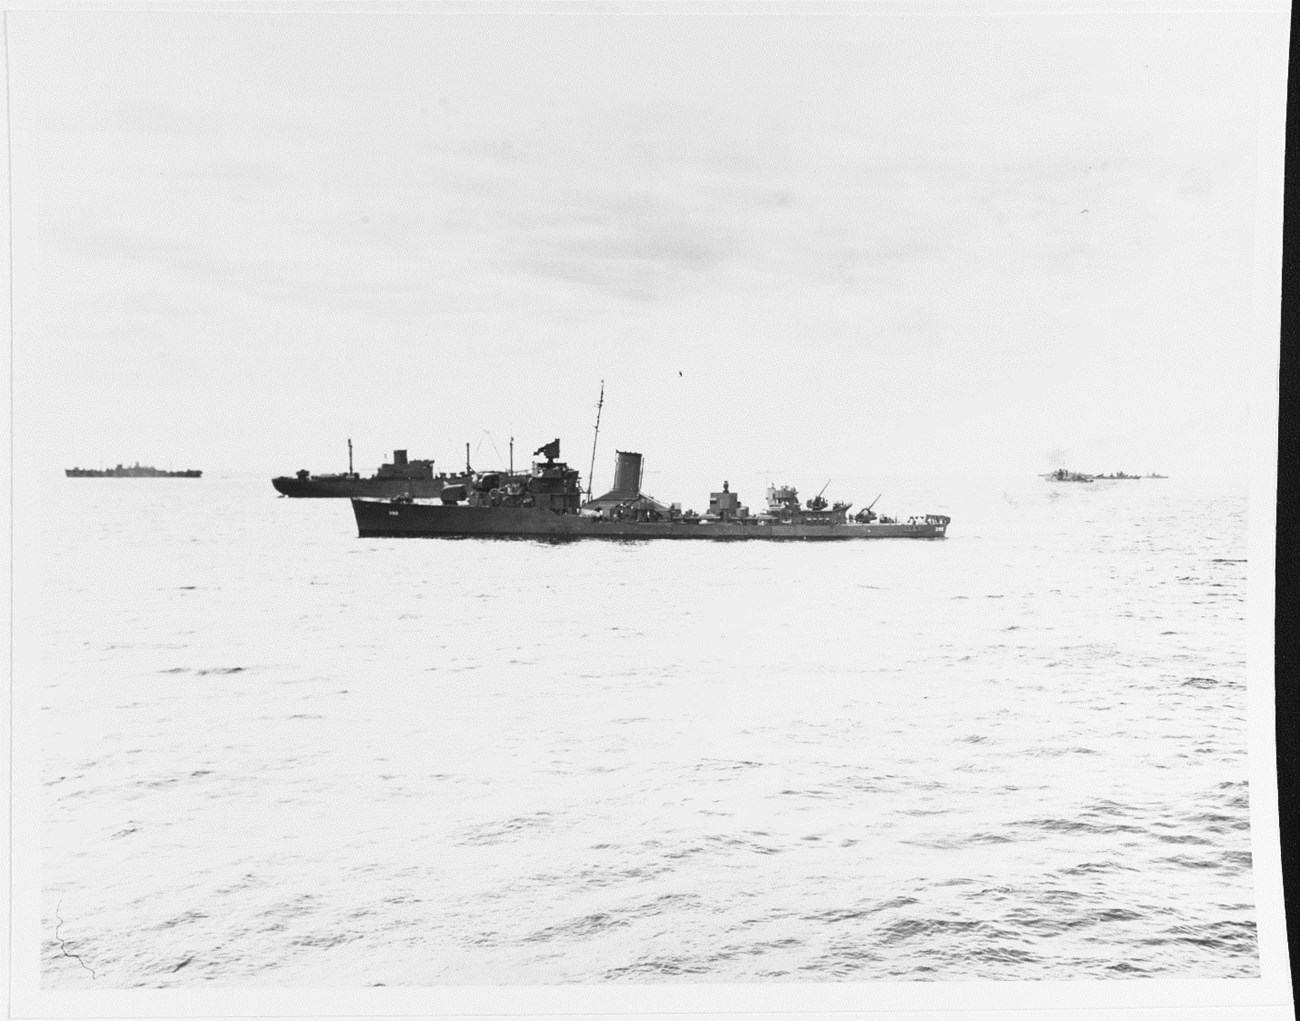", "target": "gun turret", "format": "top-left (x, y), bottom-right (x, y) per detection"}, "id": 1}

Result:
top-left (854, 495), bottom-right (883, 524)
top-left (807, 479), bottom-right (832, 511)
